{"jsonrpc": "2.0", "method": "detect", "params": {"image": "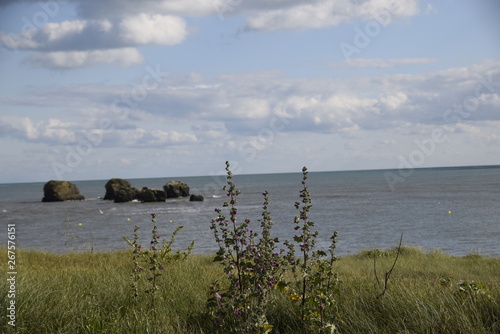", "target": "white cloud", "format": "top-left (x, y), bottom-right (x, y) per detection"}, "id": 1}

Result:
top-left (91, 128), bottom-right (198, 147)
top-left (0, 114), bottom-right (198, 147)
top-left (73, 0), bottom-right (224, 18)
top-left (244, 0), bottom-right (420, 31)
top-left (28, 47), bottom-right (144, 69)
top-left (0, 0), bottom-right (424, 69)
top-left (118, 14), bottom-right (187, 46)
top-left (225, 97), bottom-right (271, 119)
top-left (0, 116), bottom-right (77, 144)
top-left (1, 14), bottom-right (187, 51)
top-left (2, 60), bottom-right (499, 142)
top-left (375, 92), bottom-right (408, 111)
top-left (0, 13), bottom-right (187, 69)
top-left (343, 58), bottom-right (438, 68)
